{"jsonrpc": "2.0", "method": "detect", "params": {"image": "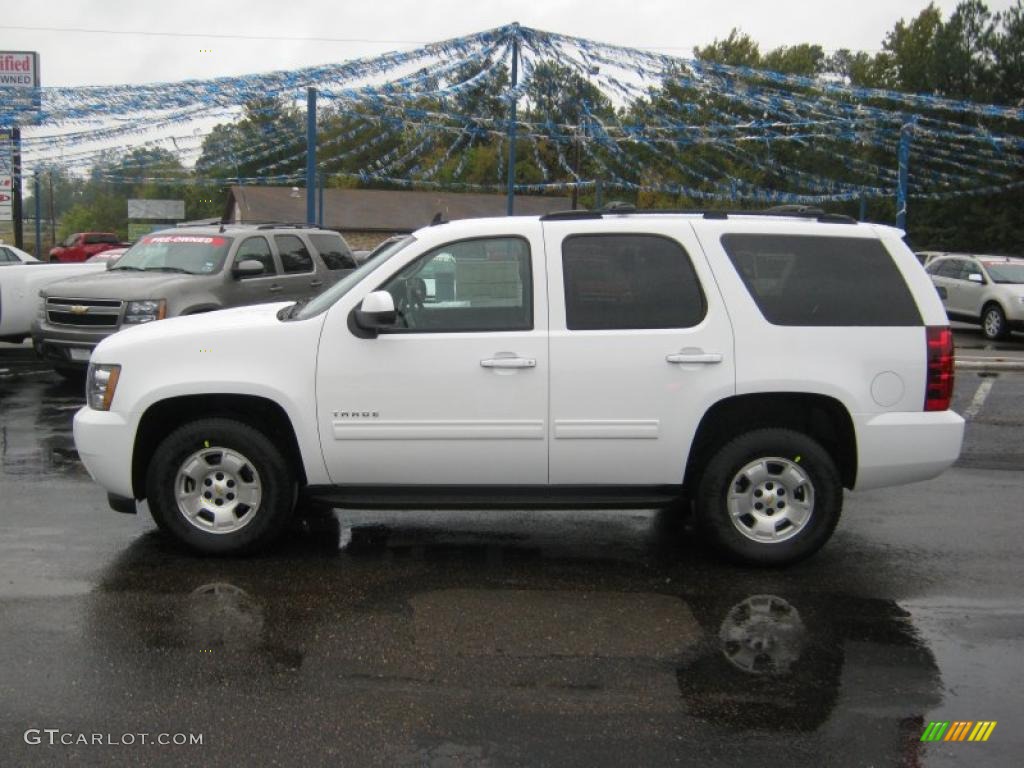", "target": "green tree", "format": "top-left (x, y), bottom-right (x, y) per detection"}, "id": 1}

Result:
top-left (693, 29), bottom-right (762, 67)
